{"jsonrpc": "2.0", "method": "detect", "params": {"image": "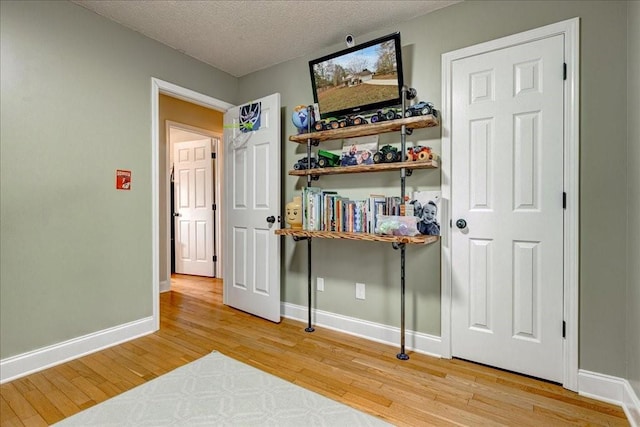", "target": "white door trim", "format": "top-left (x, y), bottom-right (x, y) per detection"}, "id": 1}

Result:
top-left (166, 121), bottom-right (223, 281)
top-left (440, 18), bottom-right (580, 390)
top-left (151, 77), bottom-right (234, 330)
